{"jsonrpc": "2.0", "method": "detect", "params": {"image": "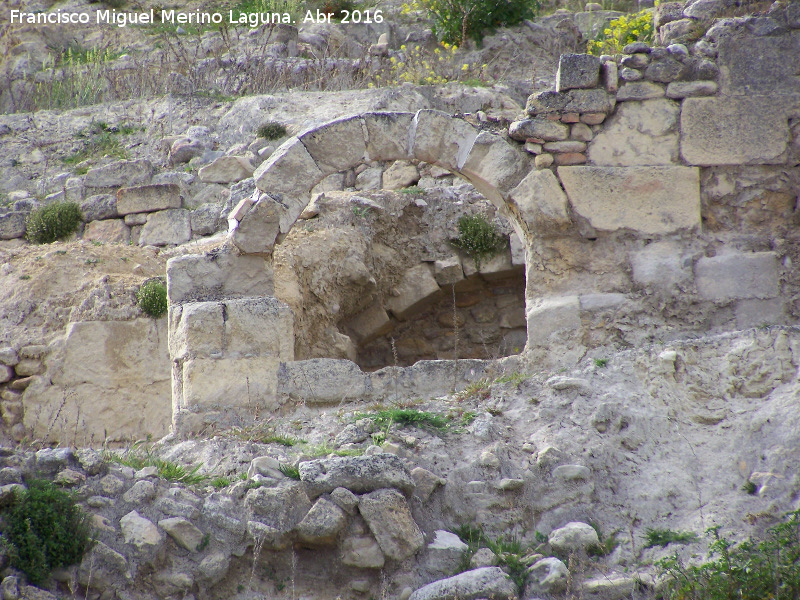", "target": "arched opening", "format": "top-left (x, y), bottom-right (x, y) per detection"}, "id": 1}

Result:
top-left (231, 110), bottom-right (536, 371)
